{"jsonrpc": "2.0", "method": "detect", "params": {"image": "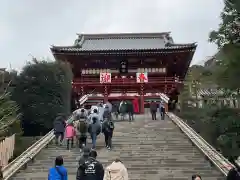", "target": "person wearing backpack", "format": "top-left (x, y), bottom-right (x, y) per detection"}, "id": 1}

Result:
top-left (77, 118), bottom-right (88, 150)
top-left (48, 156), bottom-right (68, 180)
top-left (102, 118), bottom-right (115, 150)
top-left (103, 105), bottom-right (112, 121)
top-left (76, 150), bottom-right (104, 180)
top-left (53, 115), bottom-right (66, 145)
top-left (88, 109), bottom-right (99, 124)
